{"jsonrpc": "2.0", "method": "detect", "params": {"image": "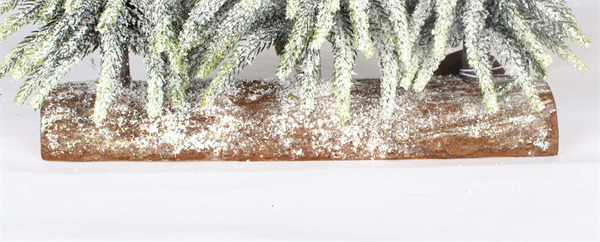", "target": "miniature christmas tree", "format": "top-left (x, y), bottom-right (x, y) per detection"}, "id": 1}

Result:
top-left (0, 0), bottom-right (198, 122)
top-left (178, 0), bottom-right (589, 121)
top-left (0, 0), bottom-right (590, 125)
